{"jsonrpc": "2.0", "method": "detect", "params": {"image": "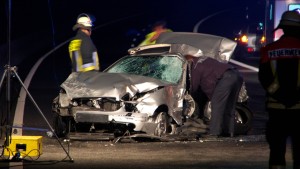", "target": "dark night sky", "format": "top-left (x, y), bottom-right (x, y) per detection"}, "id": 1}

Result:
top-left (0, 0), bottom-right (265, 86)
top-left (0, 0), bottom-right (266, 42)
